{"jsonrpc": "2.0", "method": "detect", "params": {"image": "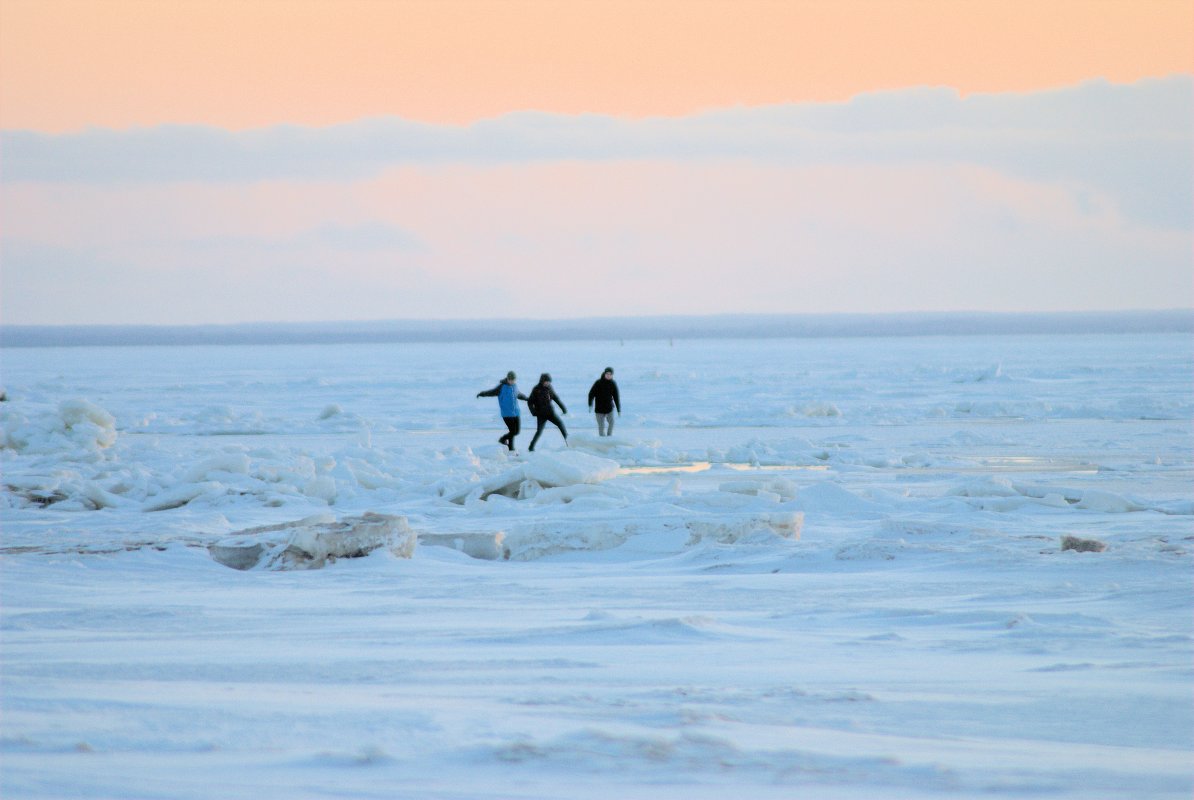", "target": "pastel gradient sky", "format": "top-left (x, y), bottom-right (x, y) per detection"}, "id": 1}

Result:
top-left (1, 0), bottom-right (1191, 325)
